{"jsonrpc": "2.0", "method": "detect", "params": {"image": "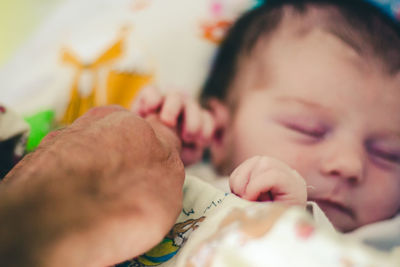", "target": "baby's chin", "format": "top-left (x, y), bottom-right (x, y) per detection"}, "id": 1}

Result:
top-left (318, 204), bottom-right (358, 233)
